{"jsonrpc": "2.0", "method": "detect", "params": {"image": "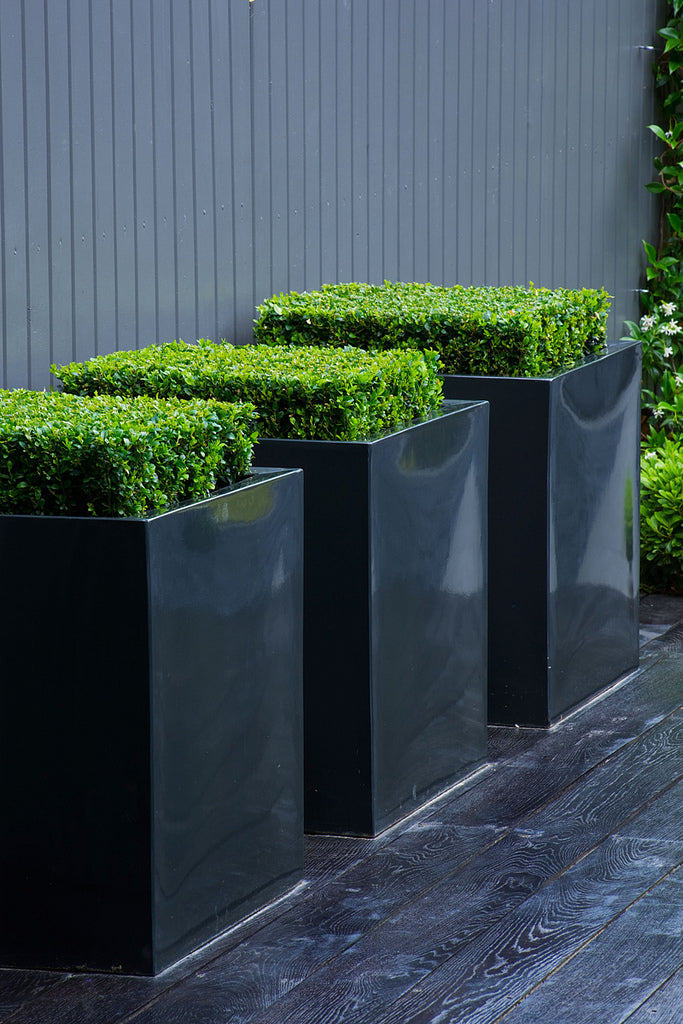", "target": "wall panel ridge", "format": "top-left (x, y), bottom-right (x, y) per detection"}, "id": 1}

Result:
top-left (0, 0), bottom-right (666, 389)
